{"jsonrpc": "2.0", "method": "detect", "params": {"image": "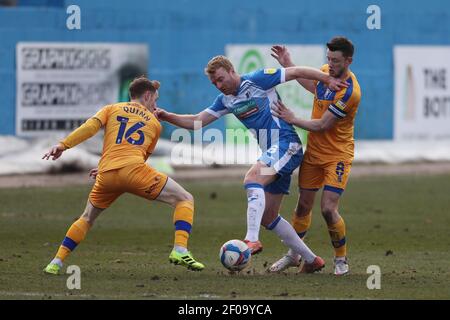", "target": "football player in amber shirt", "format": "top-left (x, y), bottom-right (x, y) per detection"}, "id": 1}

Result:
top-left (270, 37), bottom-right (361, 275)
top-left (42, 77), bottom-right (204, 275)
